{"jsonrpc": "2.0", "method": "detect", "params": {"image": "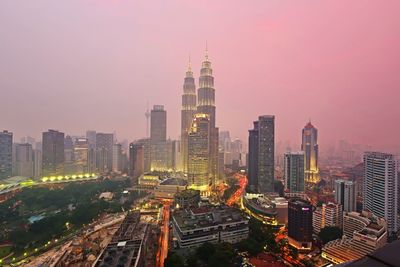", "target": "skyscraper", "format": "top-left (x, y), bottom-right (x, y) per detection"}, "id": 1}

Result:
top-left (188, 114), bottom-right (210, 191)
top-left (181, 60), bottom-right (197, 173)
top-left (363, 152), bottom-right (398, 237)
top-left (197, 48), bottom-right (219, 186)
top-left (42, 130), bottom-right (65, 177)
top-left (284, 151), bottom-right (305, 193)
top-left (129, 142), bottom-right (144, 184)
top-left (95, 133), bottom-right (114, 173)
top-left (301, 121), bottom-right (319, 183)
top-left (15, 143), bottom-right (34, 178)
top-left (247, 116), bottom-right (275, 193)
top-left (0, 130), bottom-right (13, 180)
top-left (150, 105), bottom-right (167, 171)
top-left (334, 180), bottom-right (357, 212)
top-left (247, 121), bottom-right (259, 192)
top-left (74, 138), bottom-right (89, 174)
top-left (288, 198), bottom-right (313, 250)
top-left (112, 143), bottom-right (122, 173)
